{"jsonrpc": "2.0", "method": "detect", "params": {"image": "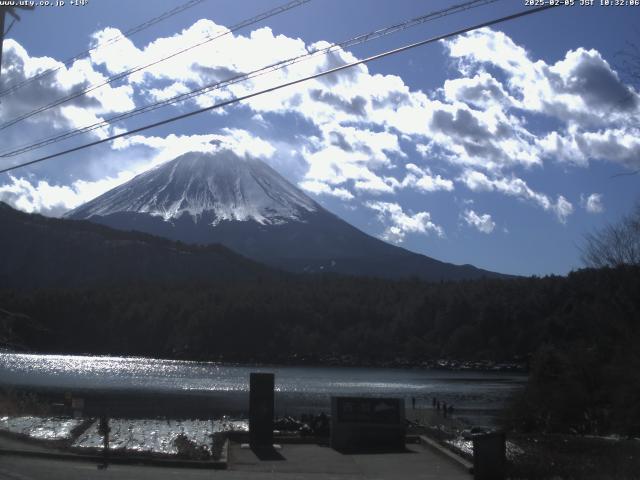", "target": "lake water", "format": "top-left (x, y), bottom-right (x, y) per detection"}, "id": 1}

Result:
top-left (0, 353), bottom-right (526, 426)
